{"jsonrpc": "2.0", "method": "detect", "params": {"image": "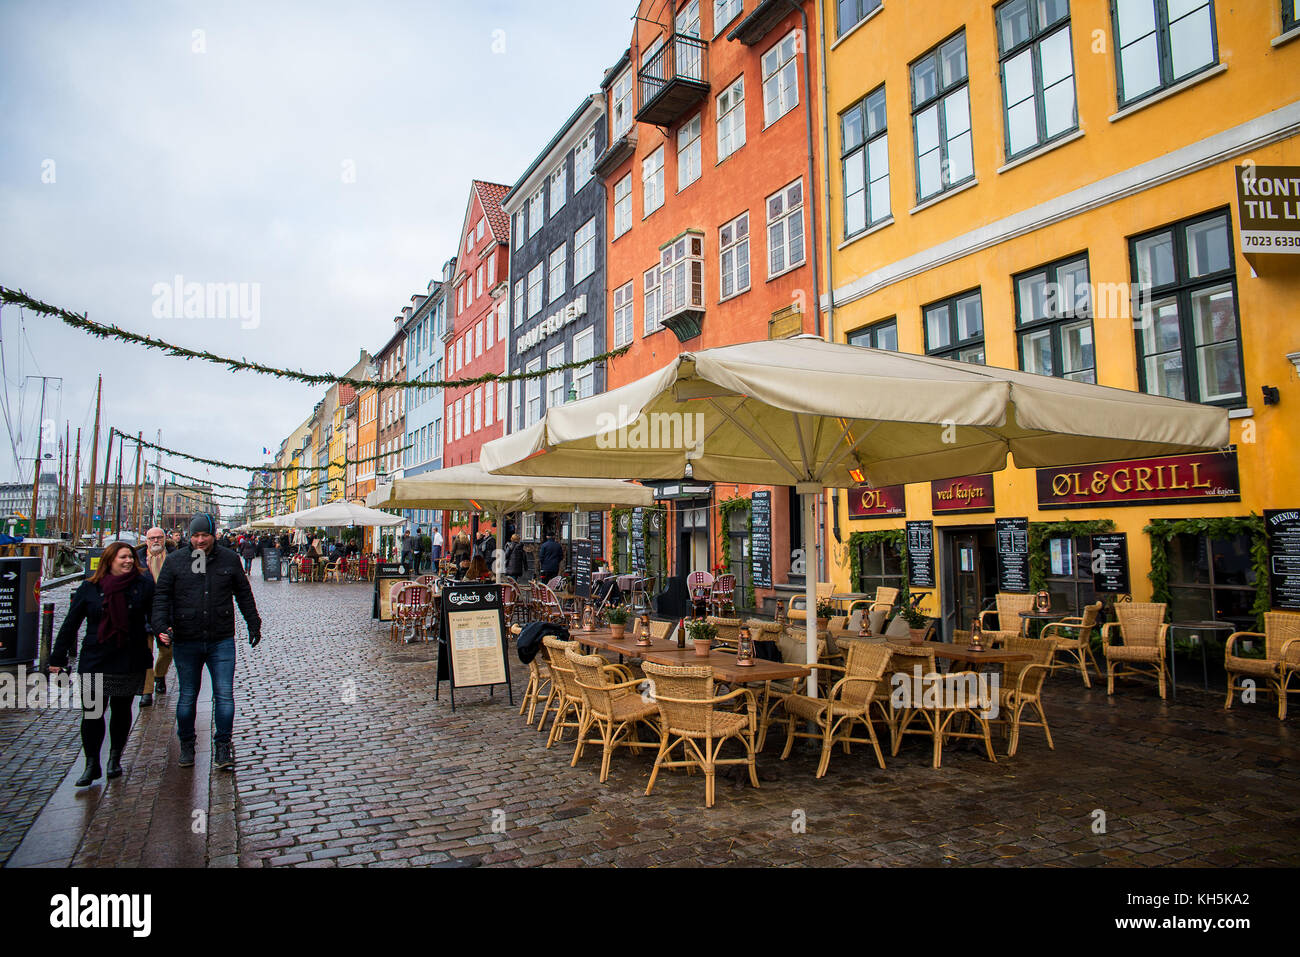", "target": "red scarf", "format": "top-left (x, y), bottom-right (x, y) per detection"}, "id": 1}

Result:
top-left (97, 569), bottom-right (138, 647)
